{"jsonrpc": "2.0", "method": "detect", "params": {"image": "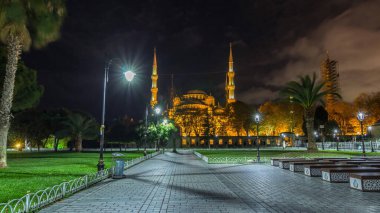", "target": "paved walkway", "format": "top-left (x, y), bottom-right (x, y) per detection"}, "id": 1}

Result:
top-left (41, 152), bottom-right (380, 213)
